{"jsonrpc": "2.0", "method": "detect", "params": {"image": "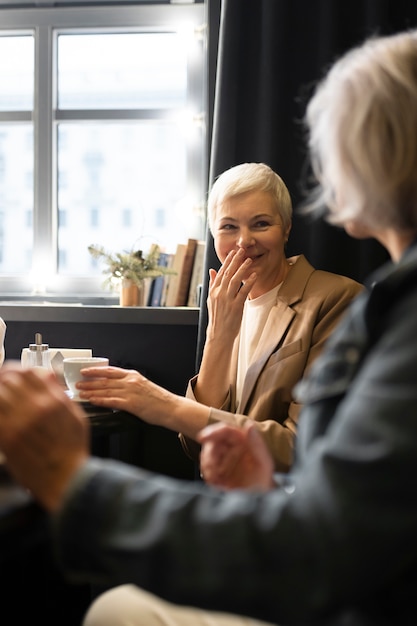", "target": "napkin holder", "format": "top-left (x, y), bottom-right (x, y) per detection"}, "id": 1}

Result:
top-left (21, 347), bottom-right (93, 386)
